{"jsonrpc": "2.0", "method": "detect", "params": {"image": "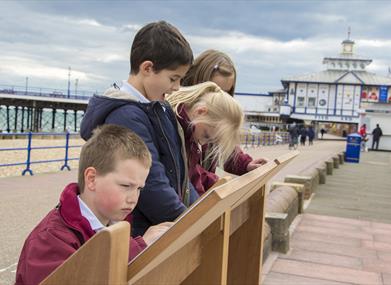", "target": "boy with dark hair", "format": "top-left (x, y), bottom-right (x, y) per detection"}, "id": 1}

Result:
top-left (15, 125), bottom-right (172, 285)
top-left (80, 20), bottom-right (198, 237)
